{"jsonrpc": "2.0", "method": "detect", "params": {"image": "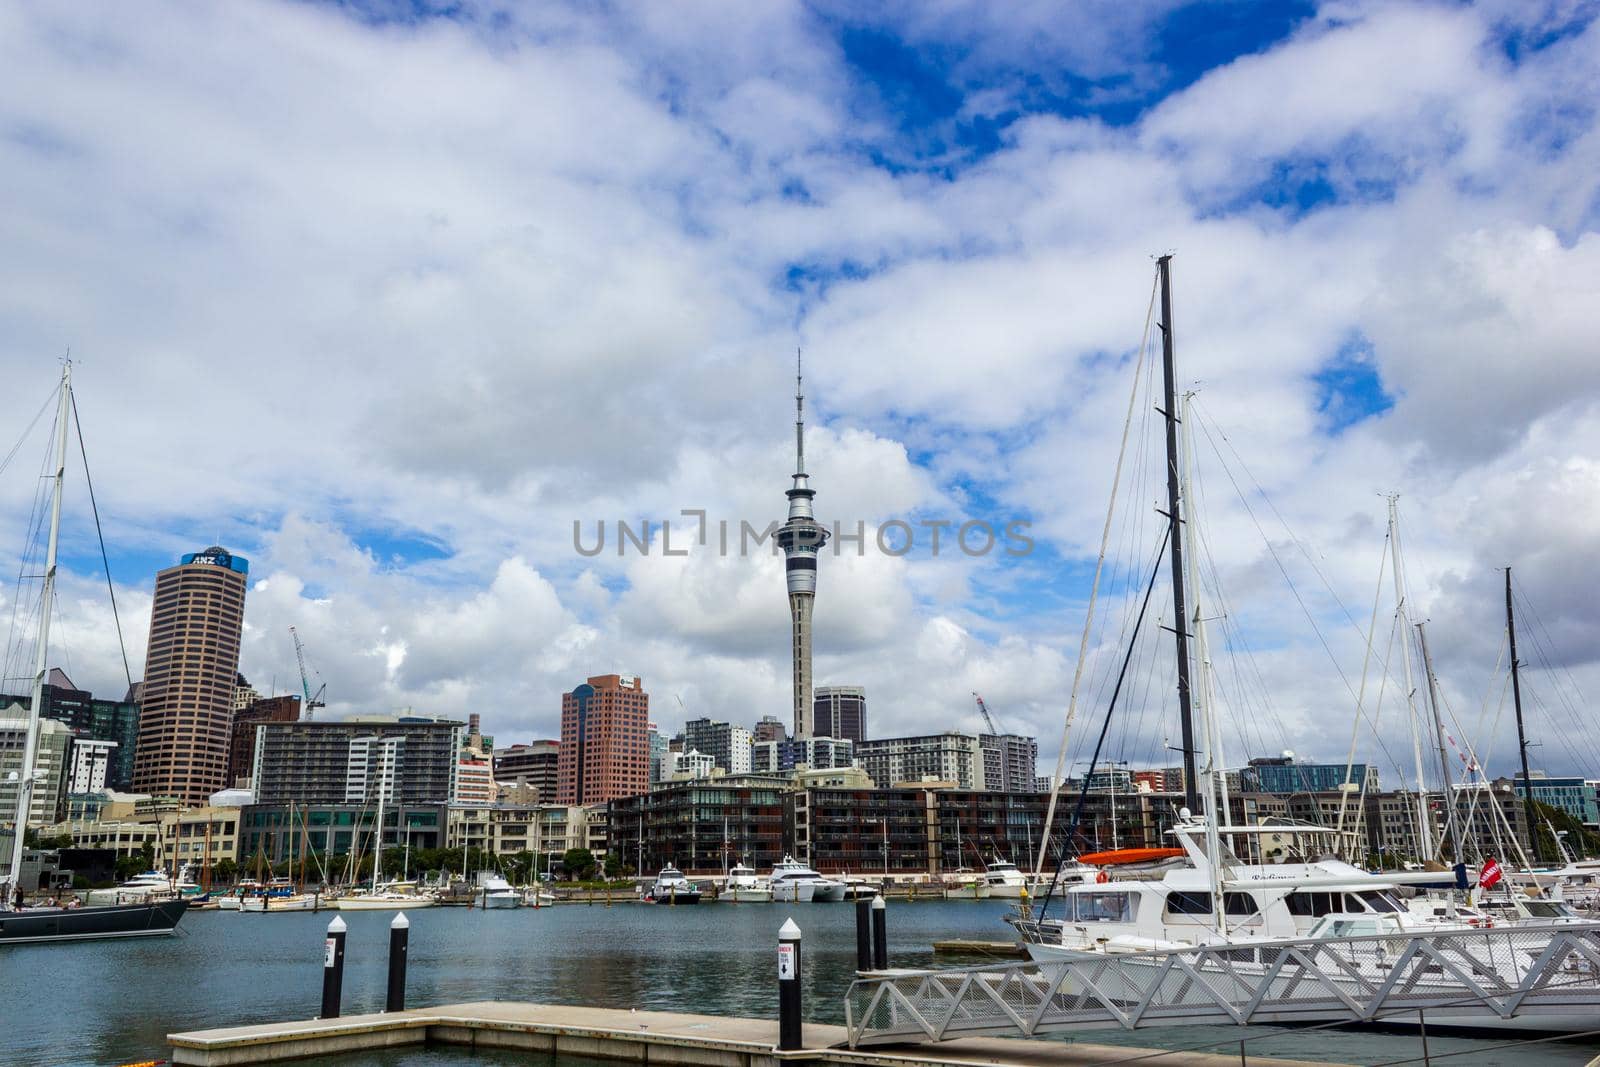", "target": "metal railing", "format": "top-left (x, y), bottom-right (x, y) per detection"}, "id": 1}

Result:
top-left (844, 922), bottom-right (1600, 1046)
